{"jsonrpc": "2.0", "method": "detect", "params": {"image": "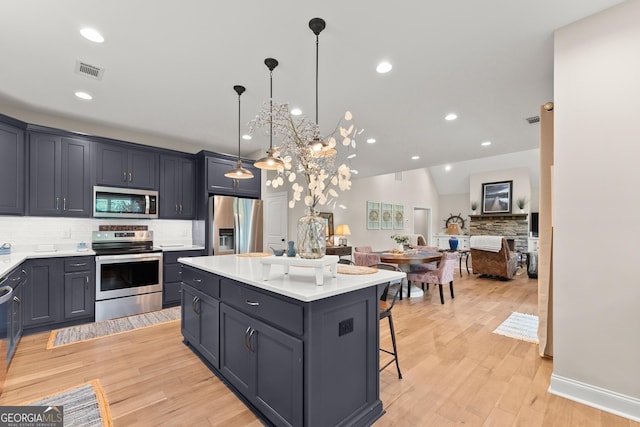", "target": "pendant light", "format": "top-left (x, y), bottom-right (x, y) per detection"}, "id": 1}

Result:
top-left (308, 17), bottom-right (326, 153)
top-left (224, 85), bottom-right (254, 179)
top-left (255, 58), bottom-right (285, 170)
